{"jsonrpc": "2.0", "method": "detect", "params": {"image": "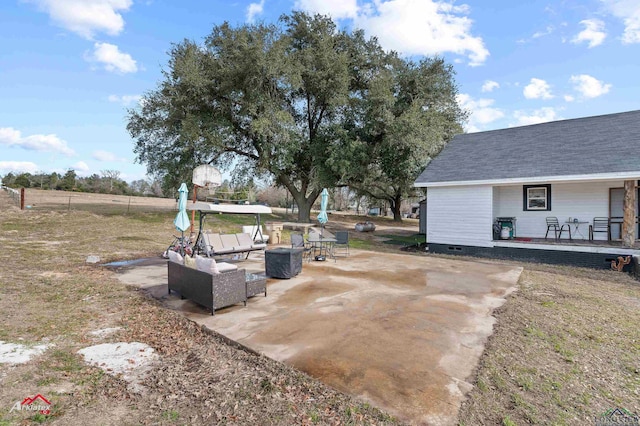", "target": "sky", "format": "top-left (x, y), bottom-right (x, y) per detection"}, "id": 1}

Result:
top-left (1, 0), bottom-right (640, 182)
